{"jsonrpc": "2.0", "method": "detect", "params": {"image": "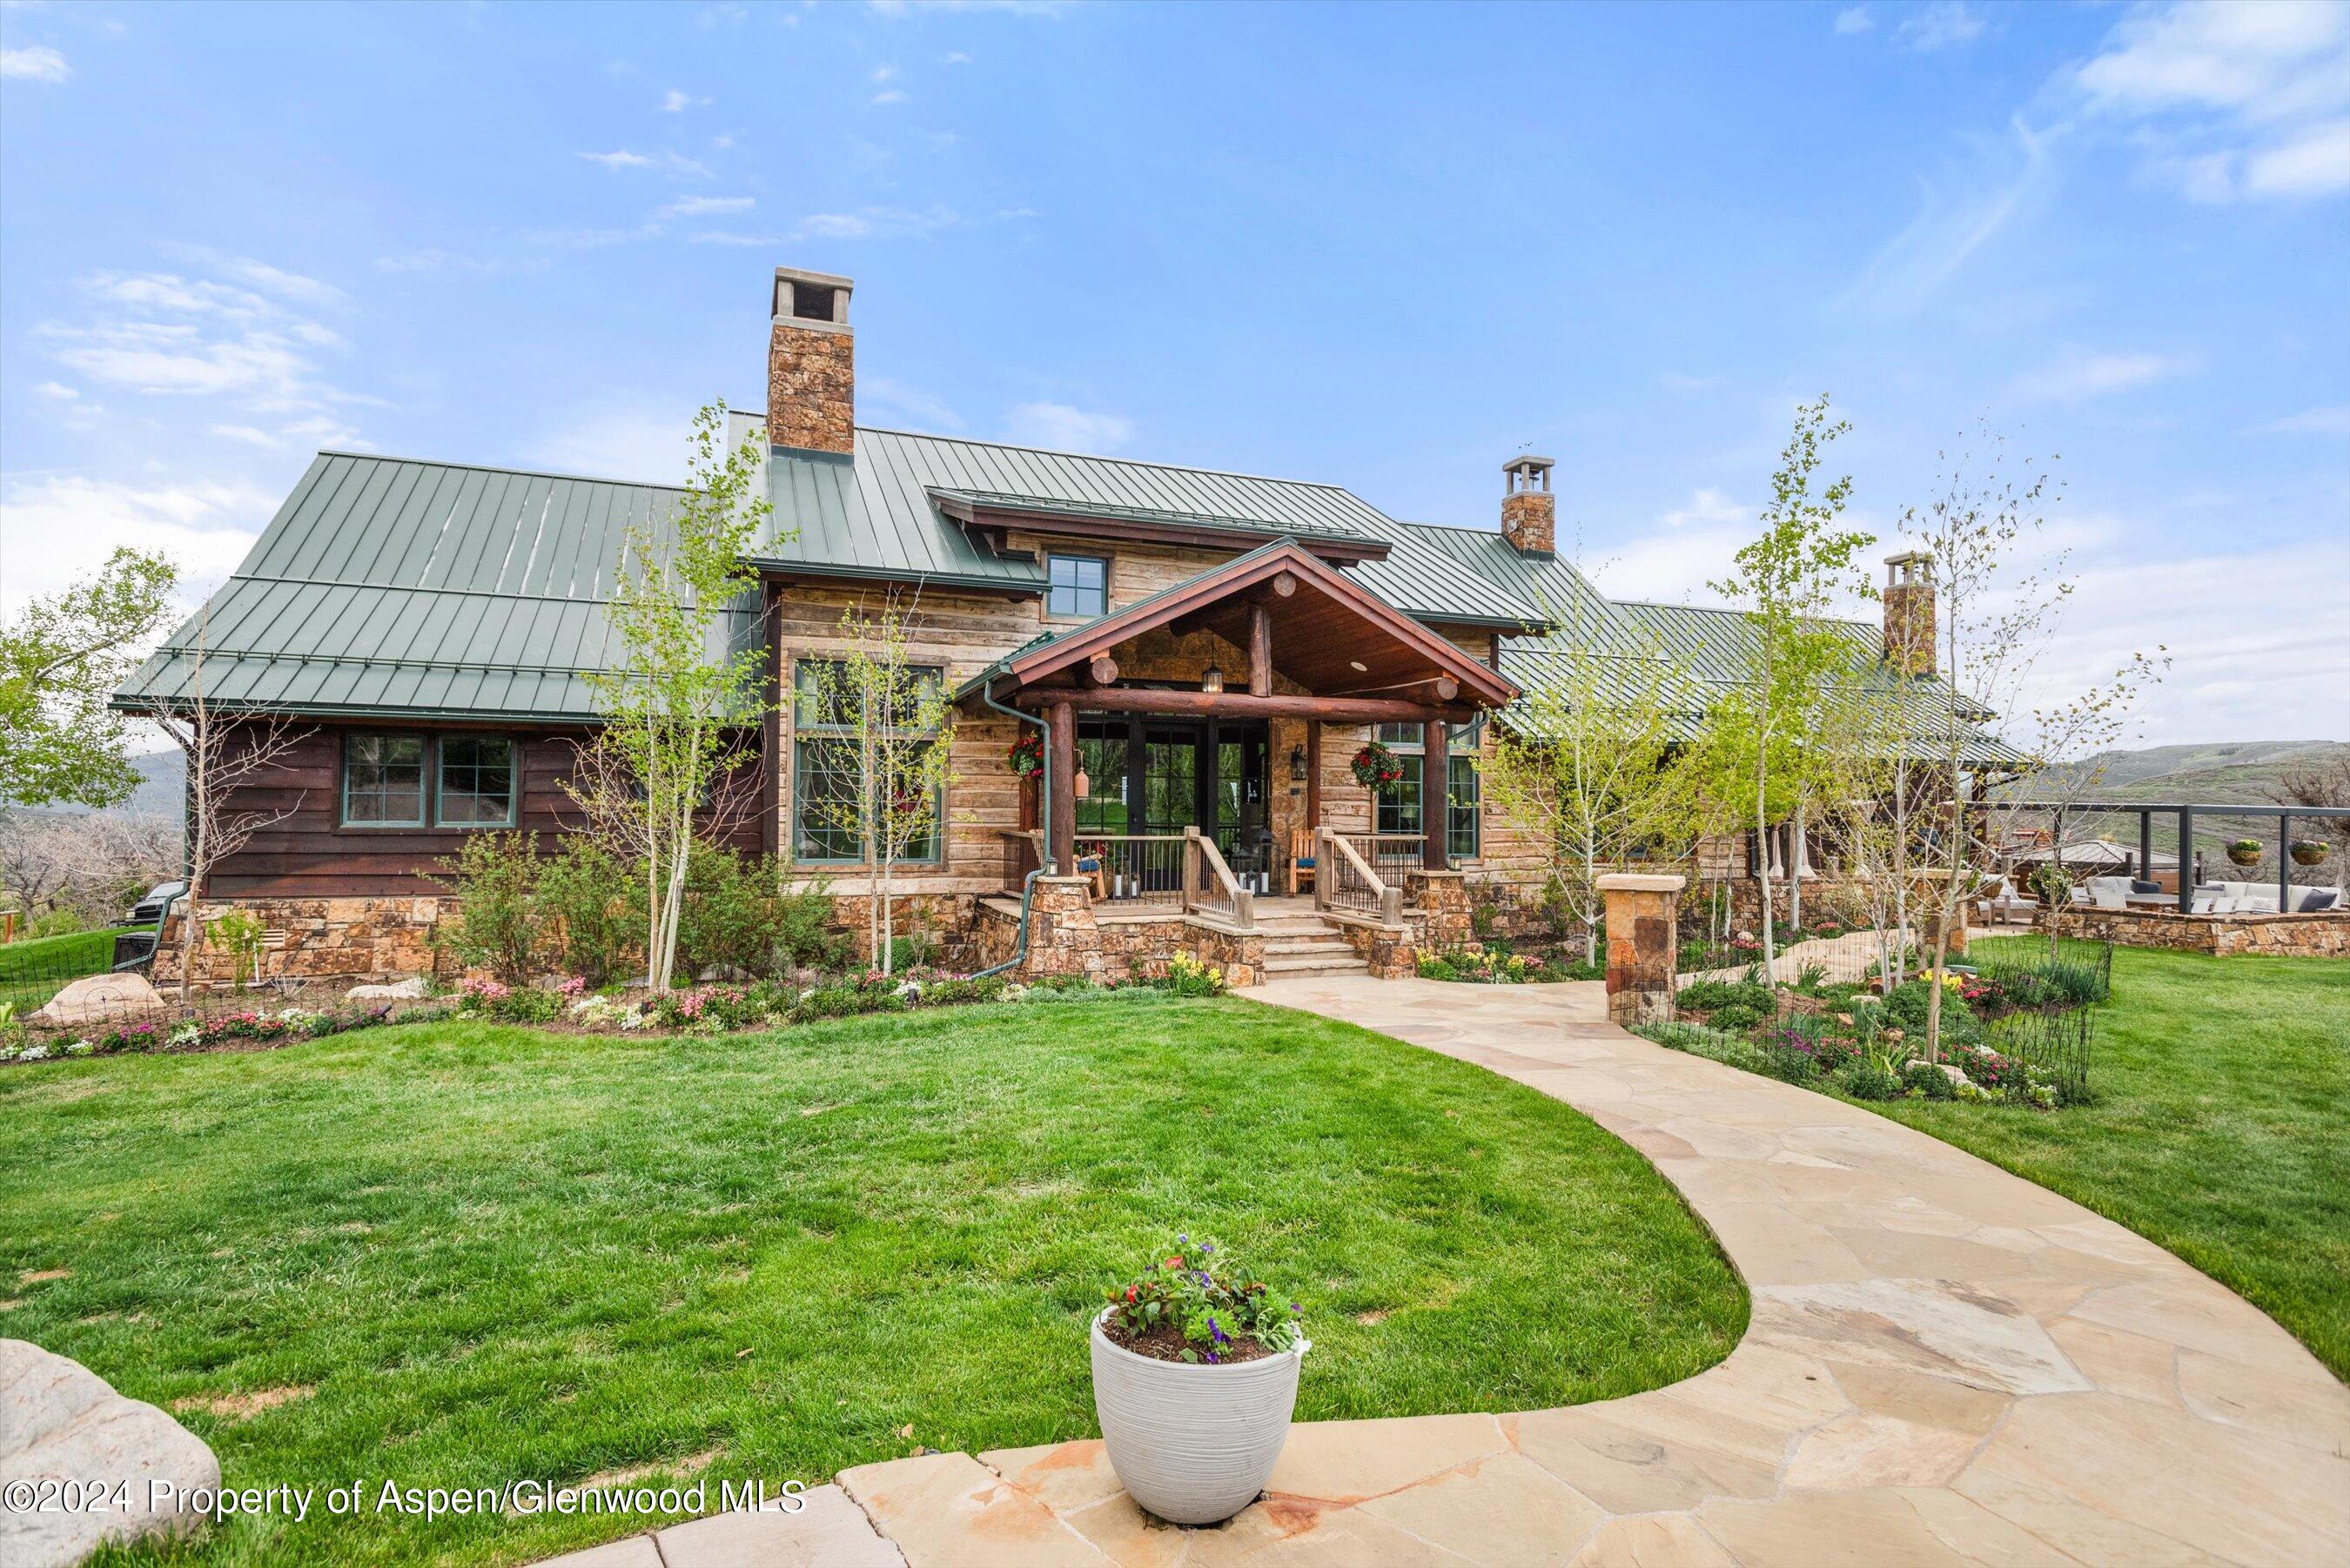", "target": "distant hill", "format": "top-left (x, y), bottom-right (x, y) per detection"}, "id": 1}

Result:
top-left (38, 749), bottom-right (184, 819)
top-left (1998, 740), bottom-right (2350, 865)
